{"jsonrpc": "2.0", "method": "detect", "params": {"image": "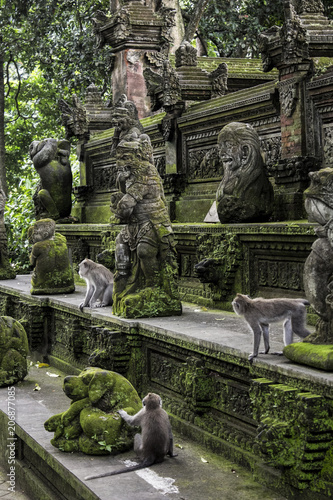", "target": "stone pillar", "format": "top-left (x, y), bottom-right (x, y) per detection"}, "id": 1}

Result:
top-left (95, 0), bottom-right (180, 118)
top-left (260, 1), bottom-right (321, 219)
